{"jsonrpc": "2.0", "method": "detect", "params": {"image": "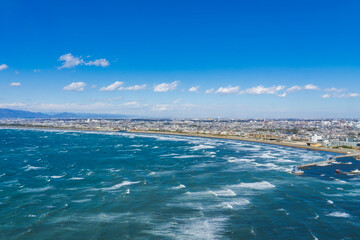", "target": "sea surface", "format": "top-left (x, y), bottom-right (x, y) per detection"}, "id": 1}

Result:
top-left (1, 128), bottom-right (360, 240)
